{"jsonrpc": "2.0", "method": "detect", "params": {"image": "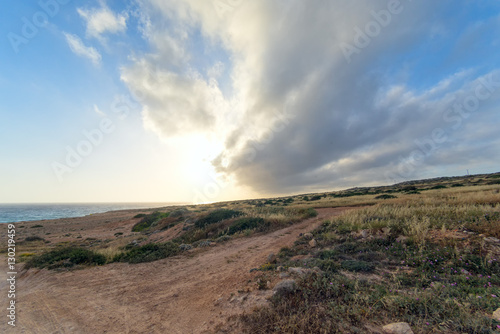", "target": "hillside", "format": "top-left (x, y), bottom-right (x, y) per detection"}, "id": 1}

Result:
top-left (1, 172), bottom-right (499, 333)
